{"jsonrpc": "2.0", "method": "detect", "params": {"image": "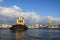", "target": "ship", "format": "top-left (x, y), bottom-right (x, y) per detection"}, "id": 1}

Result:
top-left (10, 12), bottom-right (28, 31)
